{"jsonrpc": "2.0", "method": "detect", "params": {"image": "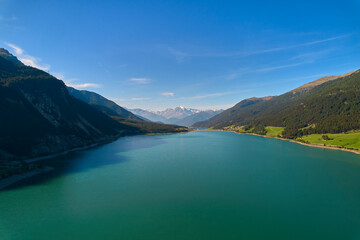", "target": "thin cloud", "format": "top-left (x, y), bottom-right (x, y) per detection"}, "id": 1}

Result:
top-left (67, 83), bottom-right (101, 88)
top-left (290, 48), bottom-right (335, 61)
top-left (178, 91), bottom-right (242, 100)
top-left (168, 34), bottom-right (351, 59)
top-left (231, 34), bottom-right (350, 57)
top-left (161, 92), bottom-right (174, 96)
top-left (52, 72), bottom-right (78, 83)
top-left (6, 42), bottom-right (23, 55)
top-left (168, 47), bottom-right (188, 62)
top-left (129, 78), bottom-right (151, 84)
top-left (113, 97), bottom-right (151, 101)
top-left (5, 42), bottom-right (50, 71)
top-left (254, 61), bottom-right (311, 73)
top-left (19, 55), bottom-right (50, 71)
top-left (196, 104), bottom-right (235, 111)
top-left (5, 42), bottom-right (98, 89)
top-left (0, 16), bottom-right (17, 22)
